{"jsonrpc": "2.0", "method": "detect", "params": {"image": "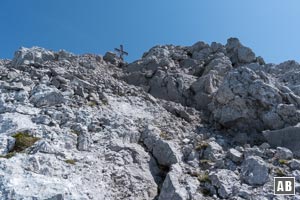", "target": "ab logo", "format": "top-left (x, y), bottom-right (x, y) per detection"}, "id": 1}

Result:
top-left (274, 177), bottom-right (295, 195)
